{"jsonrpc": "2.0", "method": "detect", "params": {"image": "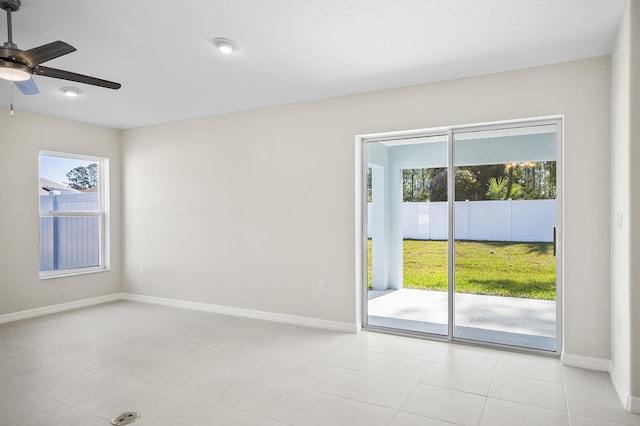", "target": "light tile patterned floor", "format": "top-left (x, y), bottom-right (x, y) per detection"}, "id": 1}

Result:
top-left (0, 301), bottom-right (637, 426)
